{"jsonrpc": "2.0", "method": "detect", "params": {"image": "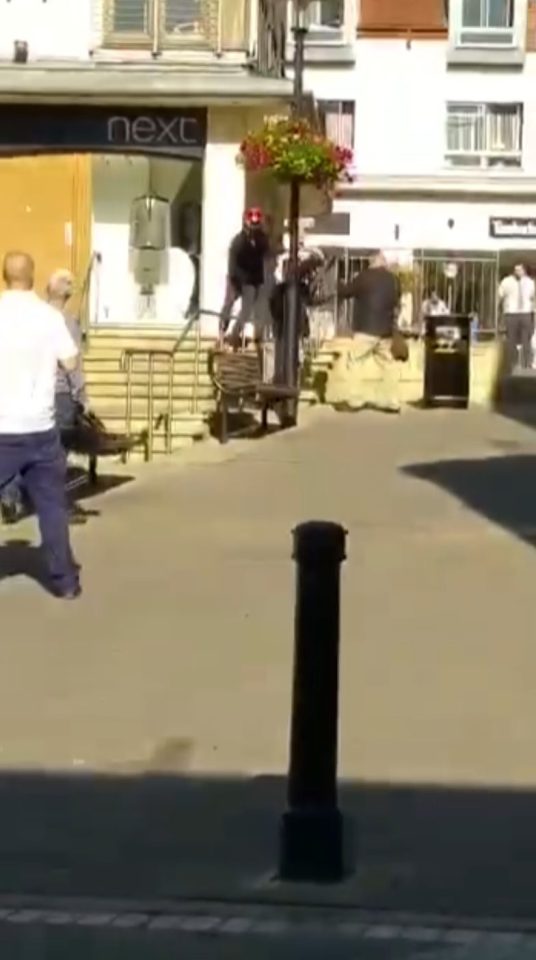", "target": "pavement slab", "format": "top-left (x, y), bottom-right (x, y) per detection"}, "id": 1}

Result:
top-left (1, 405), bottom-right (536, 922)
